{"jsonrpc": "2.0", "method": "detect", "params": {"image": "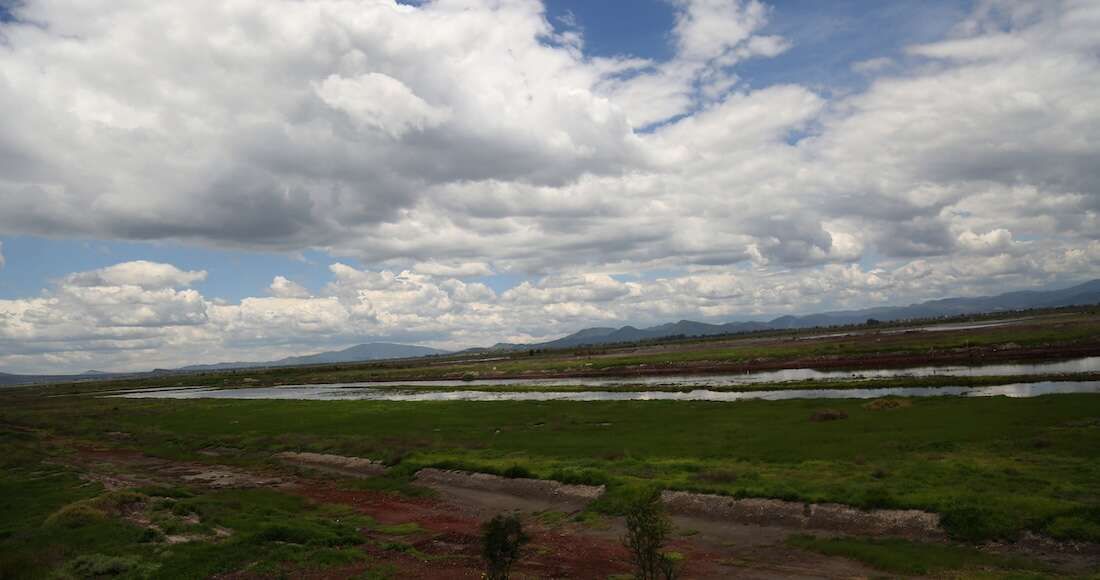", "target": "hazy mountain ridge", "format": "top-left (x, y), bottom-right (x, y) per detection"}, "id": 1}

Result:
top-left (177, 342), bottom-right (449, 372)
top-left (1, 343), bottom-right (449, 386)
top-left (505, 279), bottom-right (1100, 350)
